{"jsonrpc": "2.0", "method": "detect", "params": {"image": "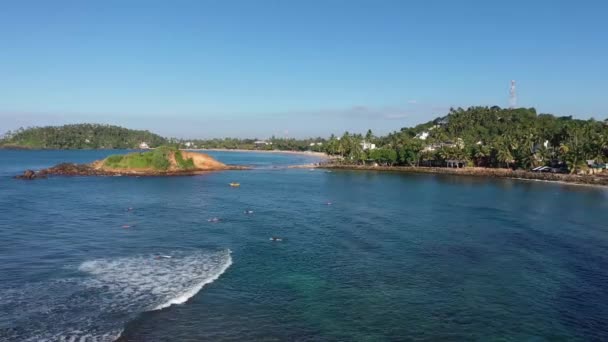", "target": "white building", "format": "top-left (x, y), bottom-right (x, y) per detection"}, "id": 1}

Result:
top-left (254, 140), bottom-right (271, 146)
top-left (139, 142), bottom-right (150, 149)
top-left (361, 141), bottom-right (376, 150)
top-left (416, 131), bottom-right (430, 140)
